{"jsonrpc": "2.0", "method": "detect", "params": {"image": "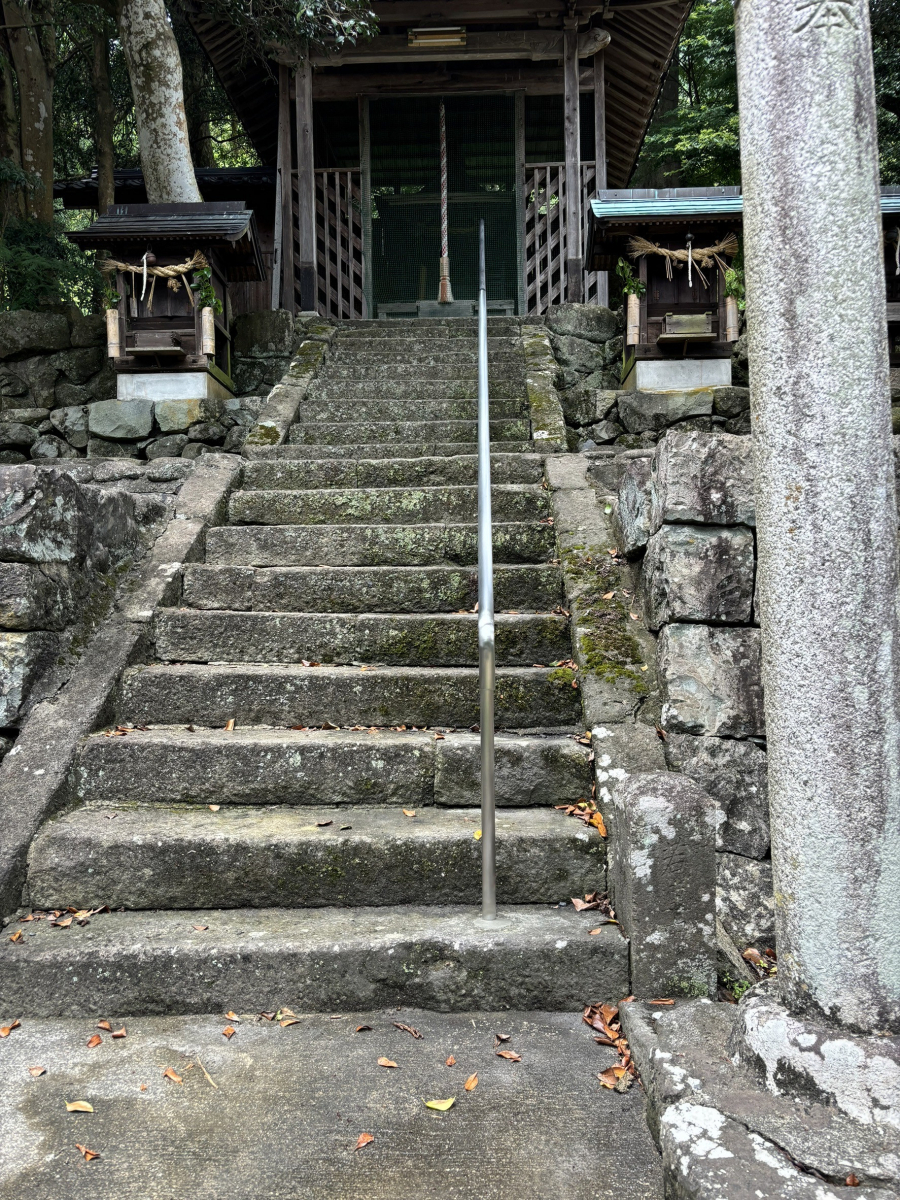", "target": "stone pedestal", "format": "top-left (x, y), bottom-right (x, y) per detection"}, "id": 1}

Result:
top-left (621, 358), bottom-right (732, 391)
top-left (116, 371), bottom-right (233, 403)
